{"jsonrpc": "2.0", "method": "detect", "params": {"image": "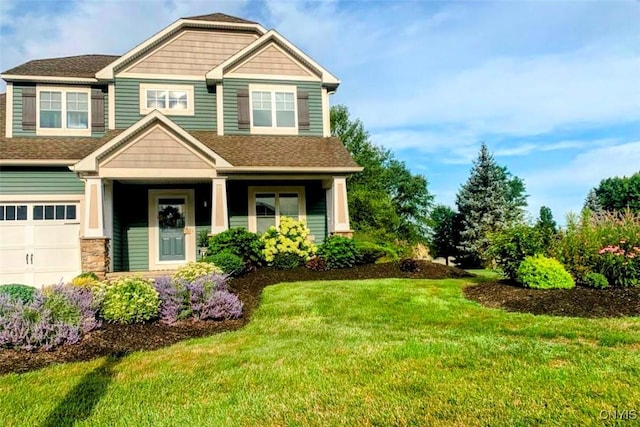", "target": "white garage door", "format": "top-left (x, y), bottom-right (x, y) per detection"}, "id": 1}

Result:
top-left (0, 202), bottom-right (81, 287)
